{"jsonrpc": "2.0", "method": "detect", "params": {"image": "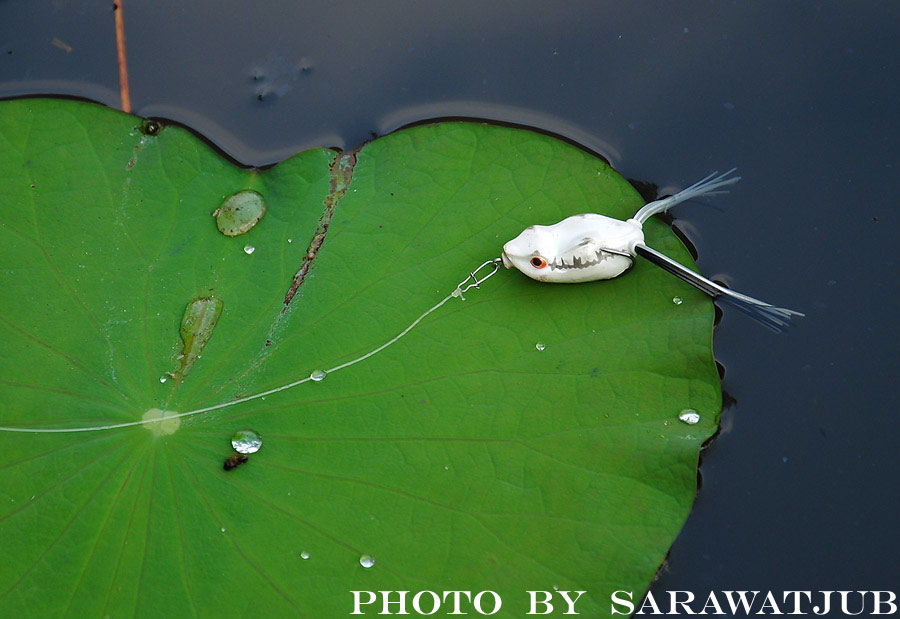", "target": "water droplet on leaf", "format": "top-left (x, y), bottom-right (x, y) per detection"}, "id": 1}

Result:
top-left (535, 342), bottom-right (545, 351)
top-left (359, 554), bottom-right (375, 568)
top-left (231, 429), bottom-right (262, 454)
top-left (177, 296), bottom-right (223, 380)
top-left (159, 376), bottom-right (167, 383)
top-left (243, 245), bottom-right (255, 255)
top-left (215, 190), bottom-right (266, 237)
top-left (310, 369), bottom-right (326, 382)
top-left (141, 408), bottom-right (181, 436)
top-left (678, 409), bottom-right (700, 425)
top-left (300, 551), bottom-right (310, 560)
top-left (673, 296), bottom-right (683, 305)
